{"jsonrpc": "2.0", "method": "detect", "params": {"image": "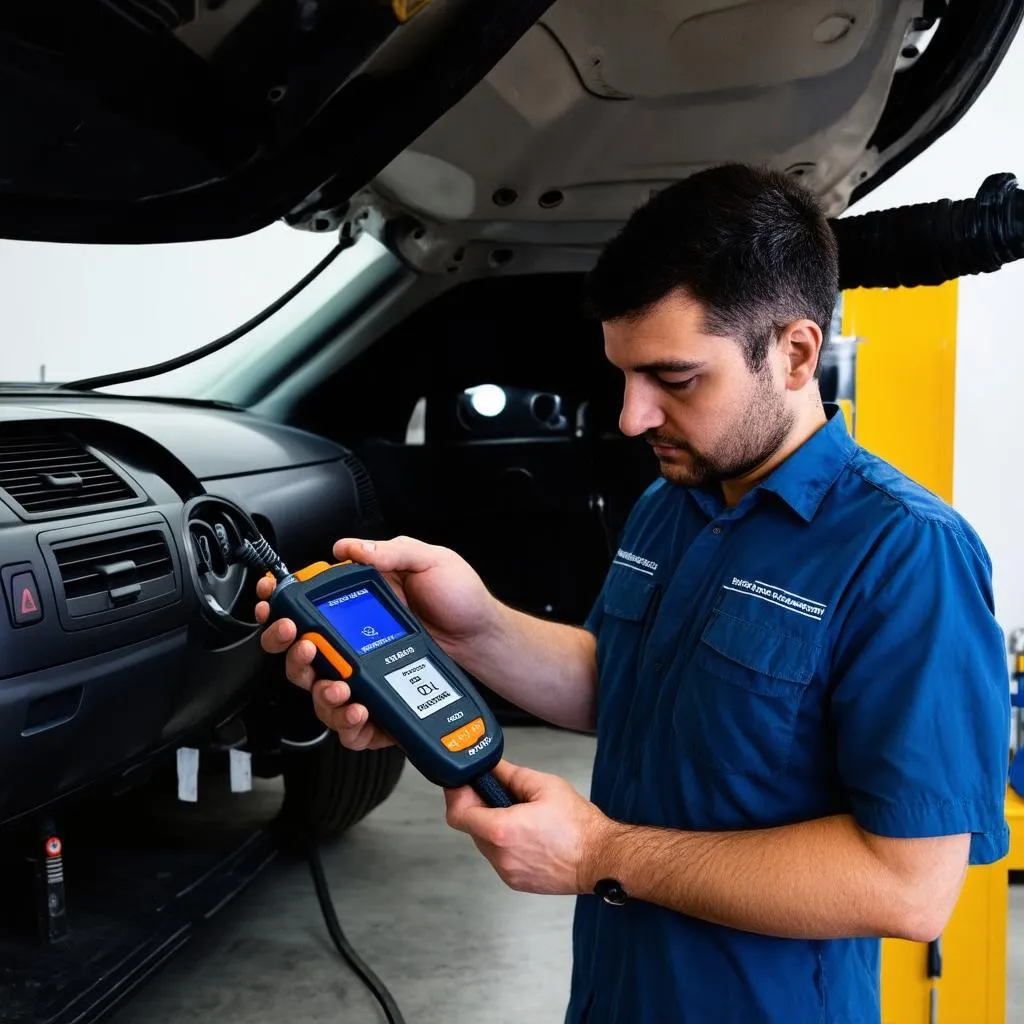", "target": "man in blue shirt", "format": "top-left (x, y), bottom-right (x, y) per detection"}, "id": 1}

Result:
top-left (258, 164), bottom-right (1010, 1022)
